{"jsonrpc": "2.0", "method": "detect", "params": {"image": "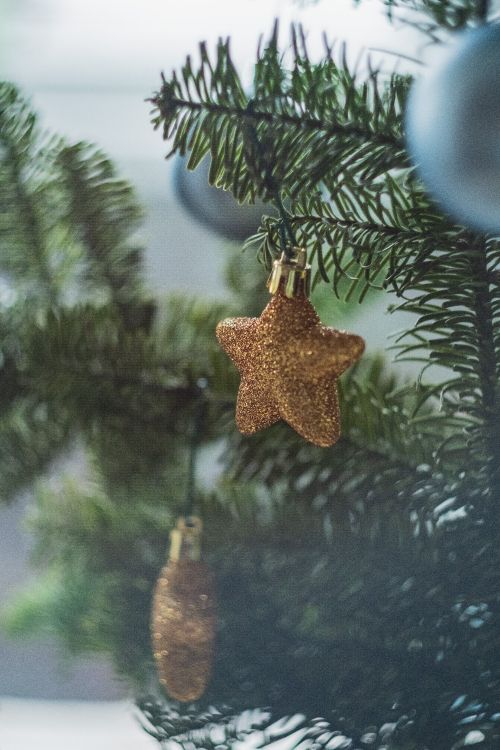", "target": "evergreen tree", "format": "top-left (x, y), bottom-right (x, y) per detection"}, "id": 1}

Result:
top-left (1, 1), bottom-right (500, 748)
